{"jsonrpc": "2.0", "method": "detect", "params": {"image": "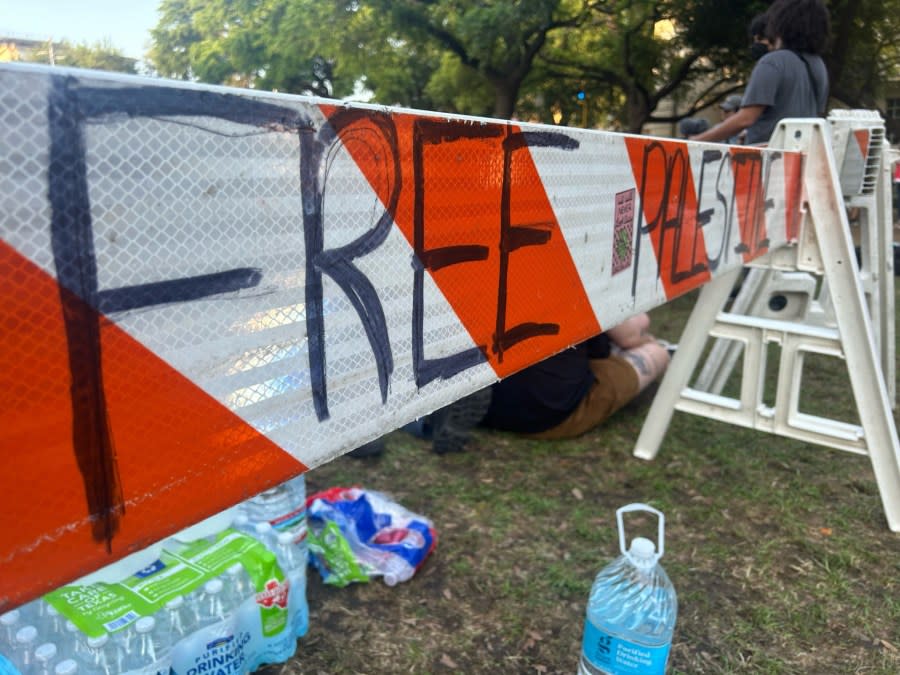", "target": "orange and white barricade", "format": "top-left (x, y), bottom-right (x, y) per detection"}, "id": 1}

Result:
top-left (0, 63), bottom-right (895, 610)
